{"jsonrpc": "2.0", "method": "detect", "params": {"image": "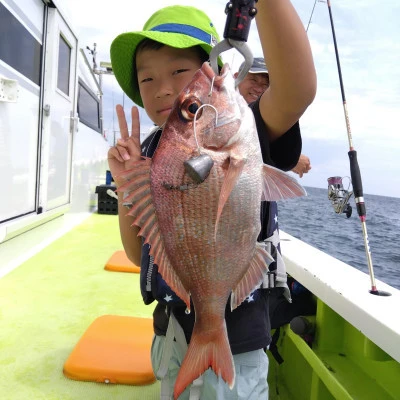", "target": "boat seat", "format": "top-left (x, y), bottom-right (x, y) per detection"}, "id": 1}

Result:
top-left (63, 315), bottom-right (156, 385)
top-left (104, 250), bottom-right (140, 273)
